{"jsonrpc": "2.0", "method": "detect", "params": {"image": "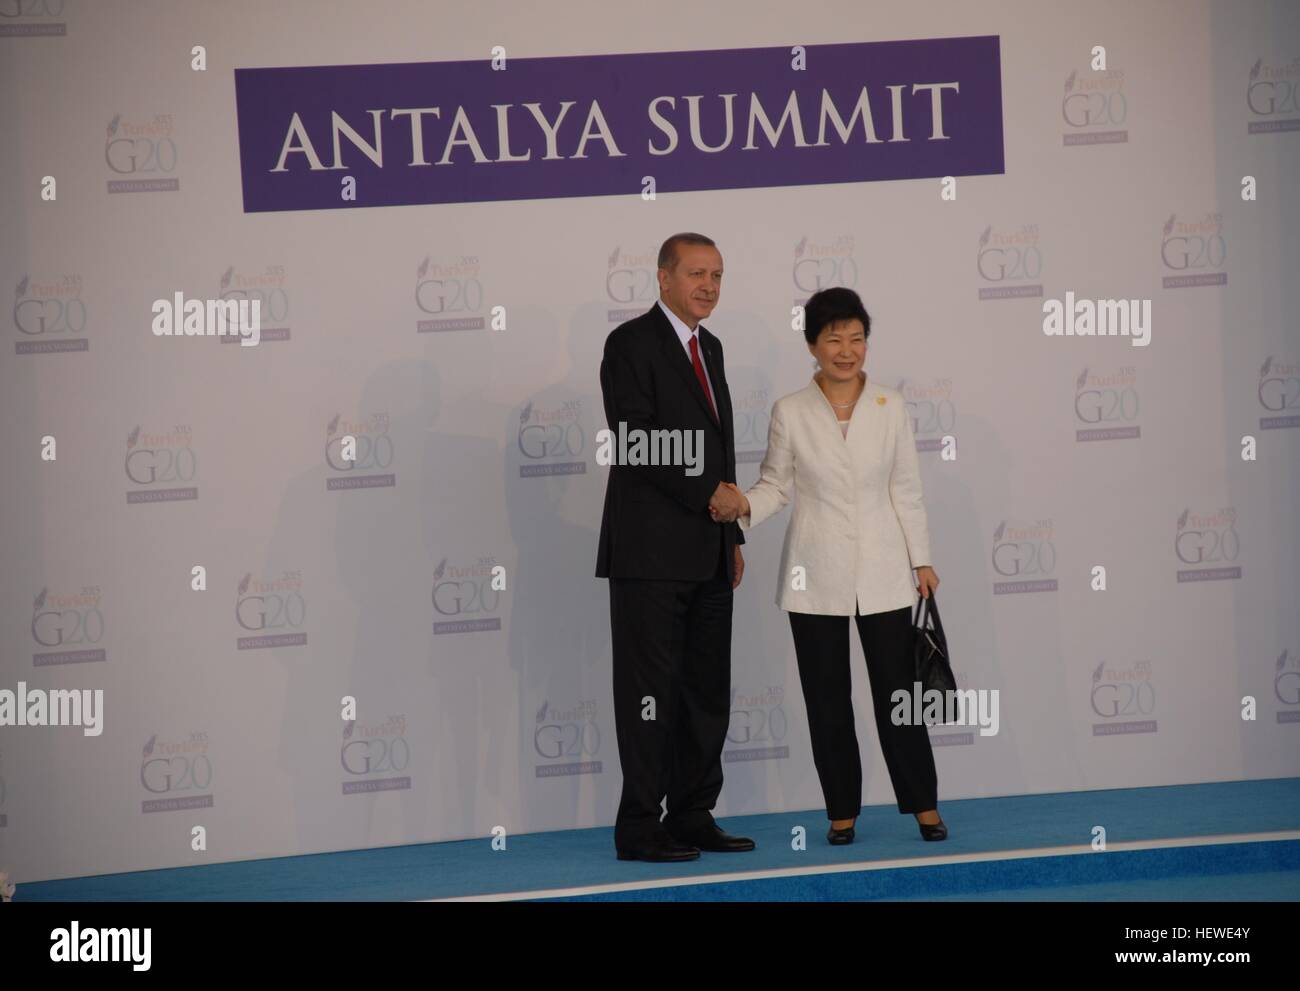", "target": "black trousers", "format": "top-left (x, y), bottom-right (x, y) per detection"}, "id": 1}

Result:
top-left (788, 605), bottom-right (938, 819)
top-left (609, 543), bottom-right (732, 848)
